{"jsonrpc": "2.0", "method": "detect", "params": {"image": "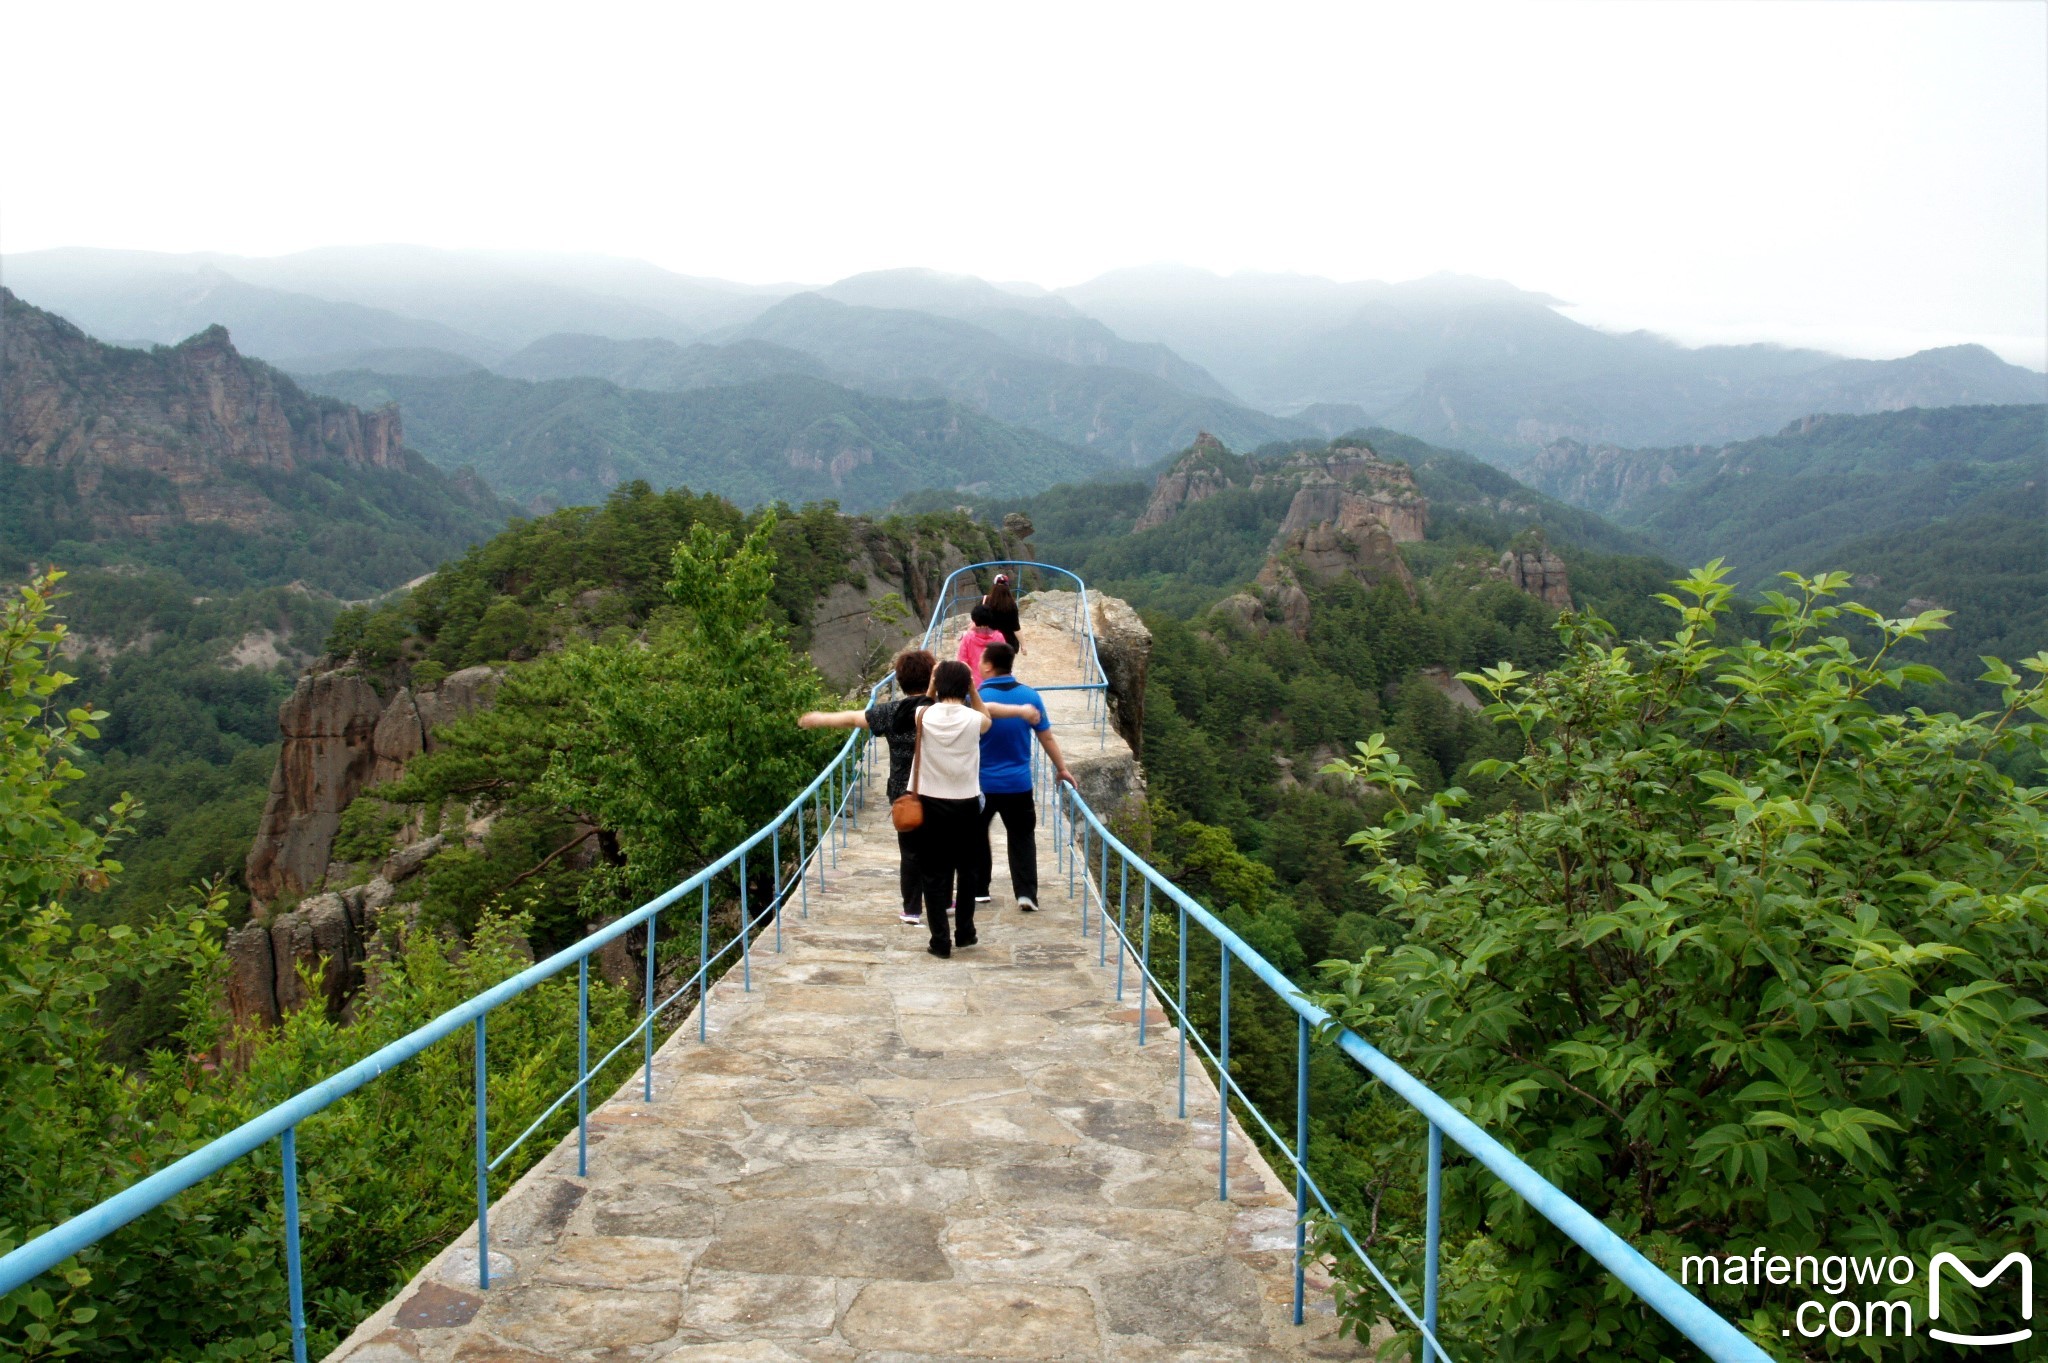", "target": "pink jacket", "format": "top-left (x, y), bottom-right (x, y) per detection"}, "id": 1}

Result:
top-left (956, 624), bottom-right (1004, 677)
